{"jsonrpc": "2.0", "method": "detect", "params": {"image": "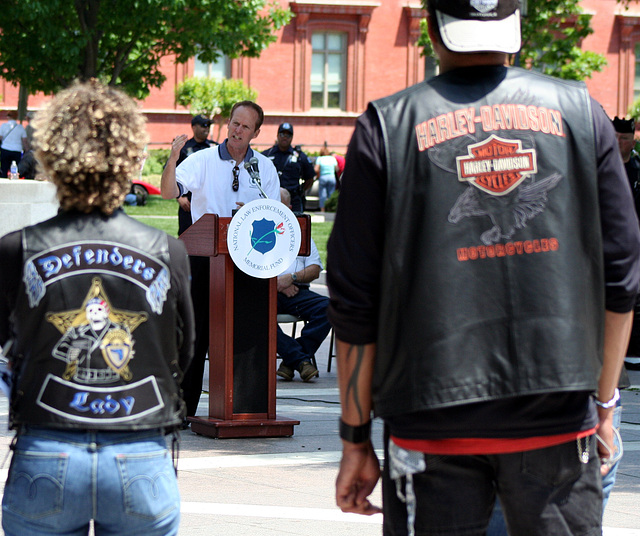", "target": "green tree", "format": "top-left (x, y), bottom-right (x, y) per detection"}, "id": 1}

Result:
top-left (626, 98), bottom-right (640, 121)
top-left (175, 77), bottom-right (258, 142)
top-left (419, 0), bottom-right (606, 81)
top-left (0, 0), bottom-right (291, 100)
